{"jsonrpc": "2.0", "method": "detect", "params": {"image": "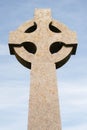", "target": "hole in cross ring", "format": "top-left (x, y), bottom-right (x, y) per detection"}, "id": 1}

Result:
top-left (50, 42), bottom-right (63, 54)
top-left (49, 22), bottom-right (61, 33)
top-left (22, 42), bottom-right (37, 54)
top-left (25, 22), bottom-right (37, 33)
